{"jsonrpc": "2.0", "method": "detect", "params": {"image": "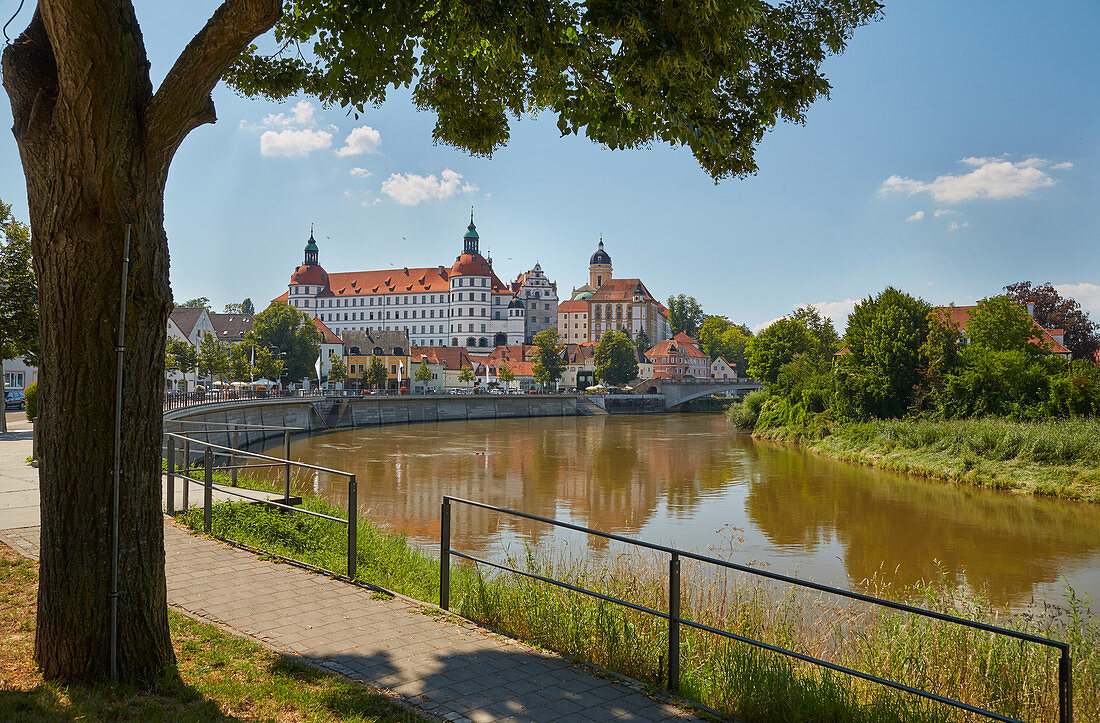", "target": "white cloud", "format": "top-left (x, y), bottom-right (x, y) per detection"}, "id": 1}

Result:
top-left (1055, 283), bottom-right (1100, 318)
top-left (947, 221), bottom-right (970, 232)
top-left (349, 167), bottom-right (372, 177)
top-left (381, 169), bottom-right (477, 206)
top-left (336, 126), bottom-right (382, 157)
top-left (259, 128), bottom-right (333, 157)
top-left (879, 156), bottom-right (1068, 204)
top-left (262, 100), bottom-right (317, 128)
top-left (933, 208), bottom-right (959, 217)
top-left (1051, 161), bottom-right (1074, 171)
top-left (905, 210), bottom-right (925, 222)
